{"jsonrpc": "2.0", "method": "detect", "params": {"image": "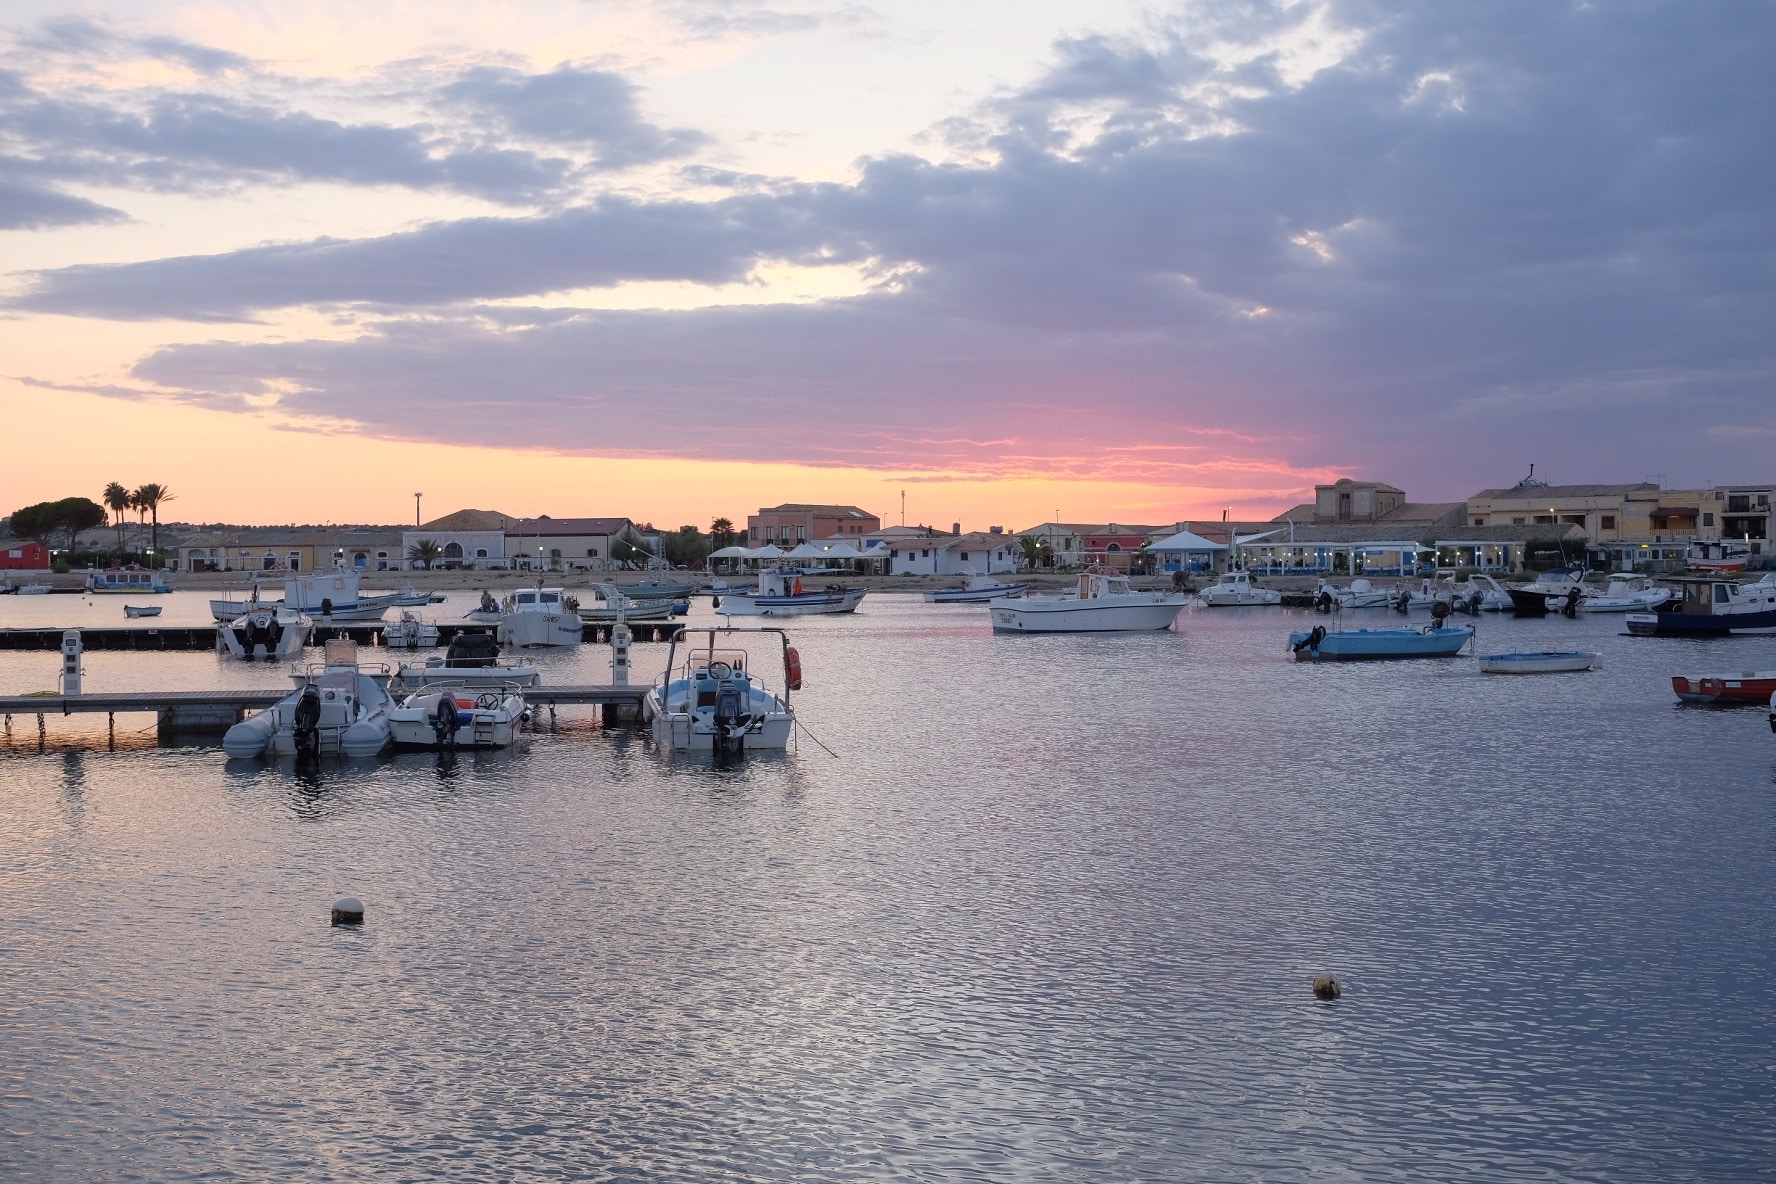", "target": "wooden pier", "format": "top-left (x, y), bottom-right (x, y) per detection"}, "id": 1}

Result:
top-left (0, 684), bottom-right (649, 746)
top-left (0, 620), bottom-right (685, 651)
